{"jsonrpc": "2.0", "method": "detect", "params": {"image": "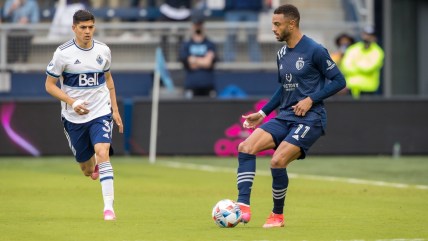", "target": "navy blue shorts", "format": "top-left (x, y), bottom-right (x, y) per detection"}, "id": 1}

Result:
top-left (259, 118), bottom-right (324, 159)
top-left (62, 114), bottom-right (113, 163)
